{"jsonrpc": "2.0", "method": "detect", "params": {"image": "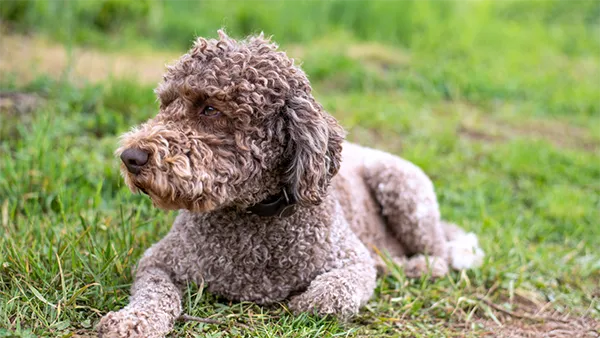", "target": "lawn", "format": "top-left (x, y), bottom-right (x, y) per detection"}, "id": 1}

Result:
top-left (0, 1), bottom-right (599, 337)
